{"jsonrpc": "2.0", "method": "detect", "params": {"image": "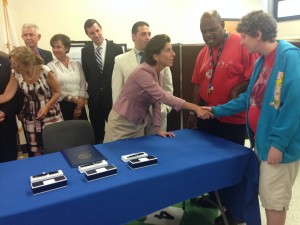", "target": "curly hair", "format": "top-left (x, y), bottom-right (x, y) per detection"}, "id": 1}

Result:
top-left (237, 10), bottom-right (277, 42)
top-left (145, 34), bottom-right (171, 65)
top-left (9, 46), bottom-right (44, 66)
